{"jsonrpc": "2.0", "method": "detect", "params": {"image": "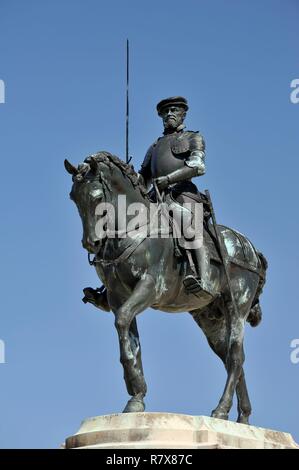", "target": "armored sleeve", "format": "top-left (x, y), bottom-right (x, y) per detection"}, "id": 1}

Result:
top-left (138, 145), bottom-right (153, 190)
top-left (185, 132), bottom-right (206, 176)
